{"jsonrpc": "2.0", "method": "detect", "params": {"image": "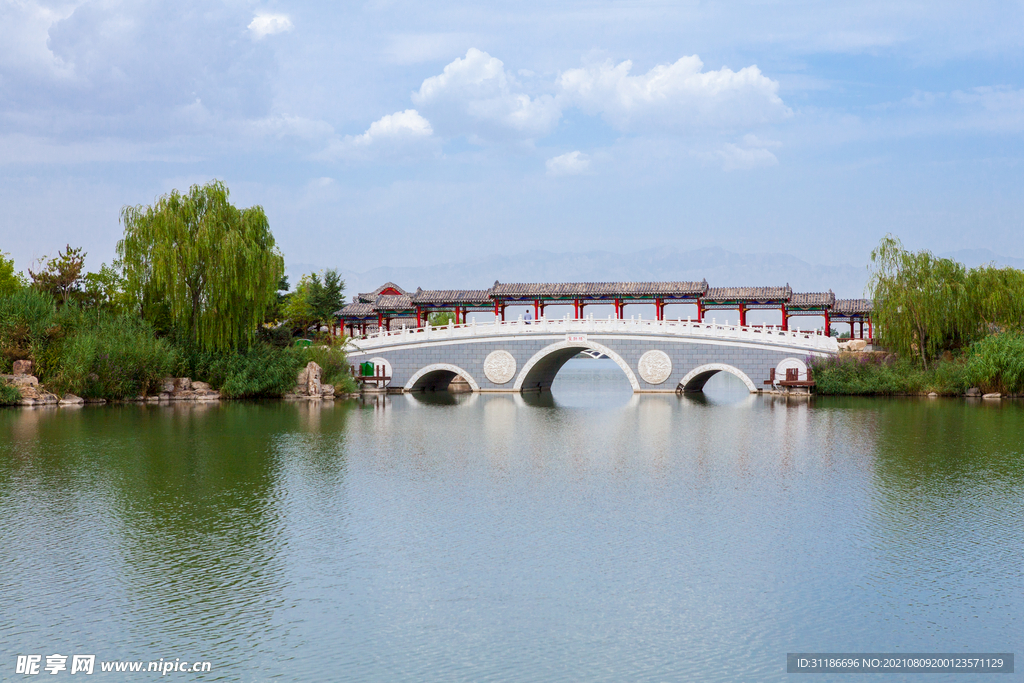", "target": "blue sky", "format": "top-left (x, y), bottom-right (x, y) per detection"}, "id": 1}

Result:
top-left (2, 0), bottom-right (1023, 276)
